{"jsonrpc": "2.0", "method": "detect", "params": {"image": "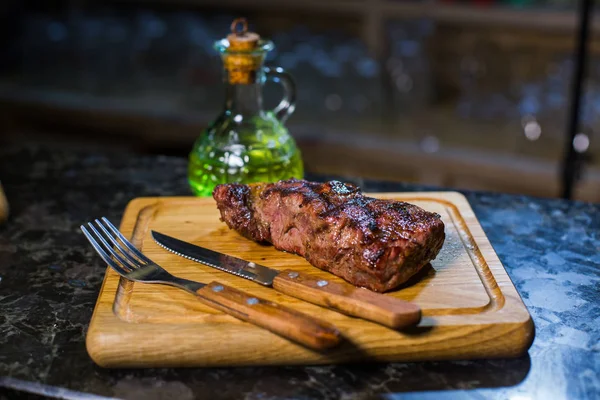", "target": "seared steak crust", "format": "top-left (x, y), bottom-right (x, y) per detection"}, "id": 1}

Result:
top-left (213, 179), bottom-right (445, 292)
